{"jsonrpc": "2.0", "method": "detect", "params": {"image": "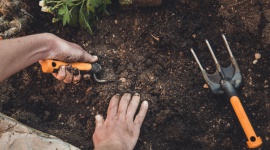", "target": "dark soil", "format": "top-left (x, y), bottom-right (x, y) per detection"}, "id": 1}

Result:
top-left (1, 0), bottom-right (270, 149)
